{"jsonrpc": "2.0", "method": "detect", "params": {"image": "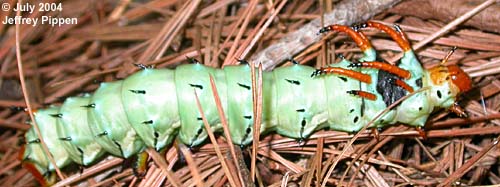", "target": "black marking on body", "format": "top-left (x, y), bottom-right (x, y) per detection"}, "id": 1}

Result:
top-left (92, 79), bottom-right (102, 84)
top-left (338, 77), bottom-right (348, 82)
top-left (419, 107), bottom-right (423, 111)
top-left (311, 70), bottom-right (323, 77)
top-left (9, 106), bottom-right (25, 112)
top-left (393, 24), bottom-right (403, 33)
top-left (336, 54), bottom-right (345, 59)
top-left (285, 79), bottom-right (301, 85)
top-left (59, 137), bottom-right (72, 141)
top-left (349, 109), bottom-right (355, 113)
top-left (377, 70), bottom-right (407, 106)
top-left (351, 23), bottom-right (365, 31)
top-left (129, 90), bottom-right (146, 94)
top-left (133, 63), bottom-right (152, 69)
top-left (300, 118), bottom-right (306, 139)
top-left (97, 131), bottom-right (108, 137)
top-left (237, 83), bottom-right (251, 90)
top-left (346, 90), bottom-right (355, 95)
top-left (243, 115), bottom-right (252, 119)
top-left (18, 138), bottom-right (26, 145)
top-left (113, 140), bottom-right (125, 157)
top-left (23, 156), bottom-right (31, 161)
top-left (77, 147), bottom-right (84, 164)
top-left (437, 90), bottom-right (442, 99)
top-left (197, 117), bottom-right (203, 121)
top-left (43, 170), bottom-right (52, 178)
top-left (236, 59), bottom-right (248, 65)
top-left (154, 132), bottom-right (159, 150)
top-left (353, 116), bottom-right (359, 123)
top-left (54, 97), bottom-right (66, 103)
top-left (50, 113), bottom-right (63, 118)
top-left (190, 127), bottom-right (204, 147)
top-left (416, 78), bottom-right (423, 87)
top-left (189, 84), bottom-right (203, 90)
top-left (240, 126), bottom-right (252, 145)
top-left (28, 139), bottom-right (40, 144)
top-left (142, 120), bottom-right (153, 125)
top-left (288, 57), bottom-right (299, 65)
top-left (82, 103), bottom-right (95, 108)
top-left (296, 109), bottom-right (305, 112)
top-left (186, 57), bottom-right (201, 64)
top-left (347, 62), bottom-right (363, 68)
